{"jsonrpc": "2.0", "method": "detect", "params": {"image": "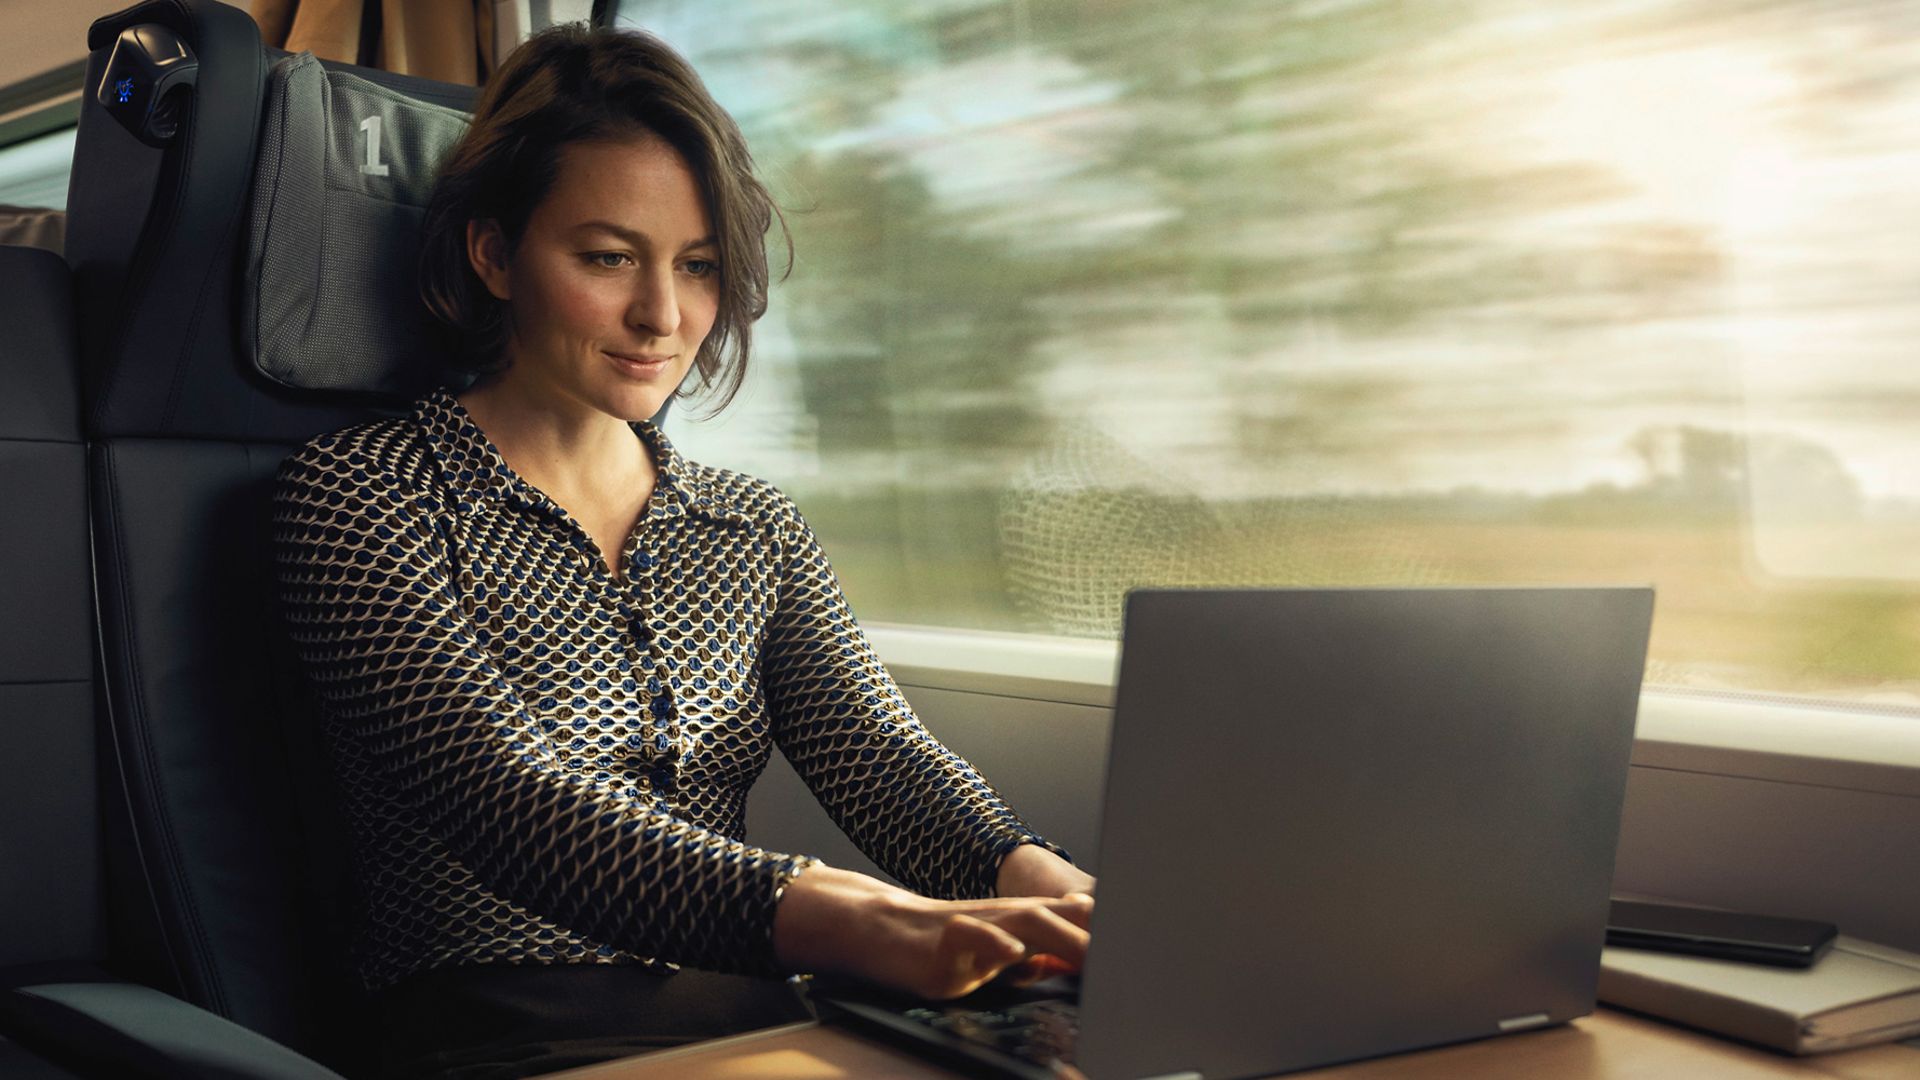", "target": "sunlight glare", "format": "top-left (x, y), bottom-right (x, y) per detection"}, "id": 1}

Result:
top-left (1521, 46), bottom-right (1802, 235)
